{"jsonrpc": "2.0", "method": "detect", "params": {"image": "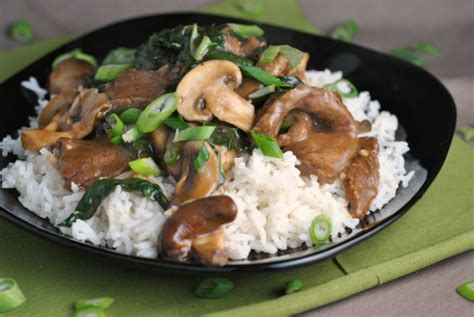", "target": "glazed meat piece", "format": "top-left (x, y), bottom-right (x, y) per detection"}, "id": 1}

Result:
top-left (253, 85), bottom-right (358, 183)
top-left (221, 27), bottom-right (266, 57)
top-left (105, 64), bottom-right (180, 110)
top-left (56, 138), bottom-right (131, 189)
top-left (160, 195), bottom-right (238, 266)
top-left (344, 137), bottom-right (380, 219)
top-left (48, 58), bottom-right (95, 94)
